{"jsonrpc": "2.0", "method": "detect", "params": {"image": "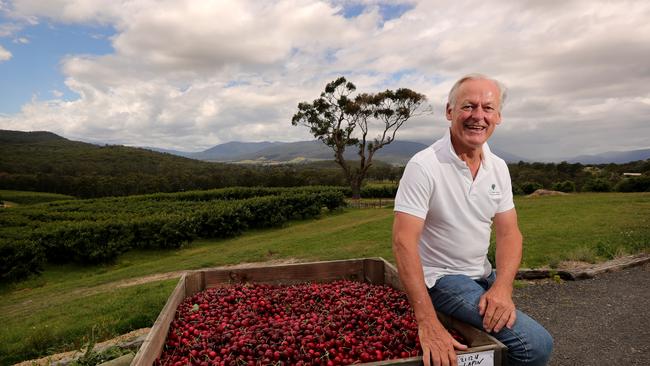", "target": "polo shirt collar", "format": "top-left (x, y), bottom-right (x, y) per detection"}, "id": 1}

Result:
top-left (442, 128), bottom-right (492, 171)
